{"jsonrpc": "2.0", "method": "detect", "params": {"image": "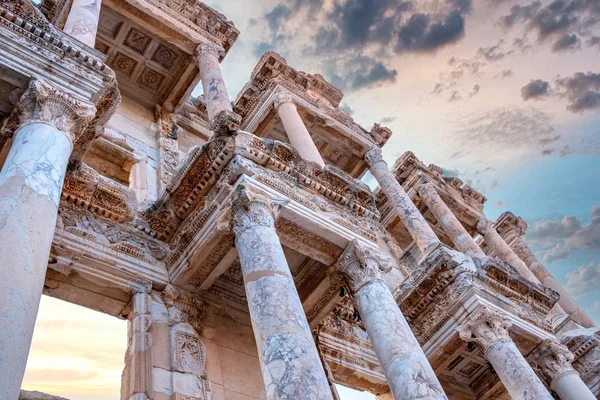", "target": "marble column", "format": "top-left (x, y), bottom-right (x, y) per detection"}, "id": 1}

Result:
top-left (195, 43), bottom-right (240, 135)
top-left (529, 339), bottom-right (596, 400)
top-left (512, 239), bottom-right (594, 327)
top-left (63, 0), bottom-right (102, 47)
top-left (231, 186), bottom-right (332, 399)
top-left (273, 91), bottom-right (325, 168)
top-left (477, 218), bottom-right (539, 282)
top-left (337, 240), bottom-right (447, 400)
top-left (457, 306), bottom-right (553, 400)
top-left (417, 183), bottom-right (486, 259)
top-left (0, 79), bottom-right (95, 399)
top-left (365, 147), bottom-right (439, 253)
